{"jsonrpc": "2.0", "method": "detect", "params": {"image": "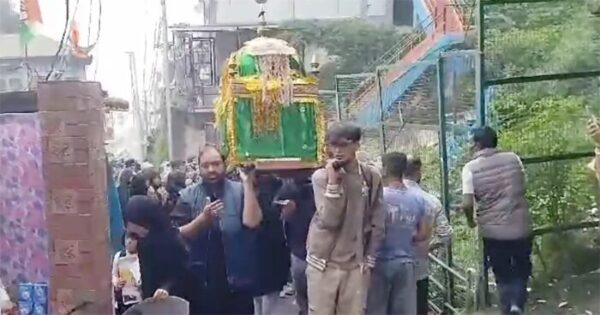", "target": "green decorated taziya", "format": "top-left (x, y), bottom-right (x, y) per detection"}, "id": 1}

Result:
top-left (214, 36), bottom-right (325, 167)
